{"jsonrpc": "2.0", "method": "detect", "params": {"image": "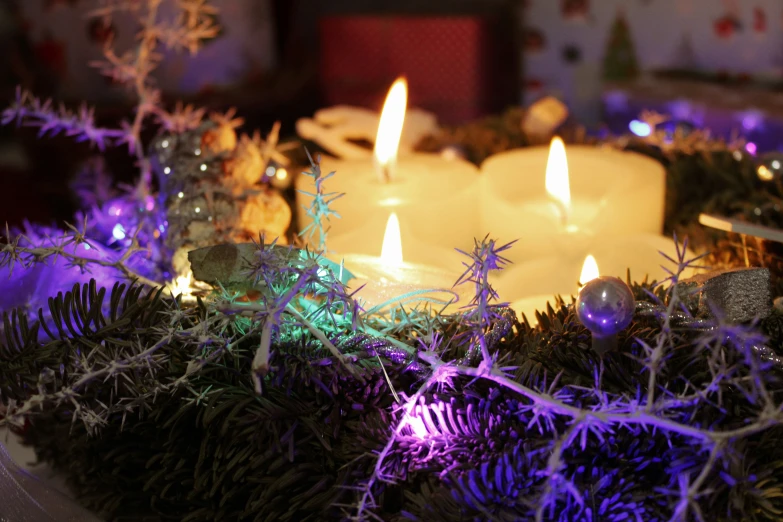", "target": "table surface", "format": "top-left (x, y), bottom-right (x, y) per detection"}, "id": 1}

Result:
top-left (0, 427), bottom-right (71, 495)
